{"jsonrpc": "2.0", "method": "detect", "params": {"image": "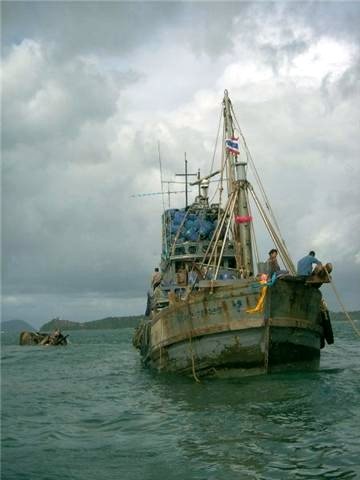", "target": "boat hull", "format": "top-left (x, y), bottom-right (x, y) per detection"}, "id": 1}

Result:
top-left (135, 278), bottom-right (325, 378)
